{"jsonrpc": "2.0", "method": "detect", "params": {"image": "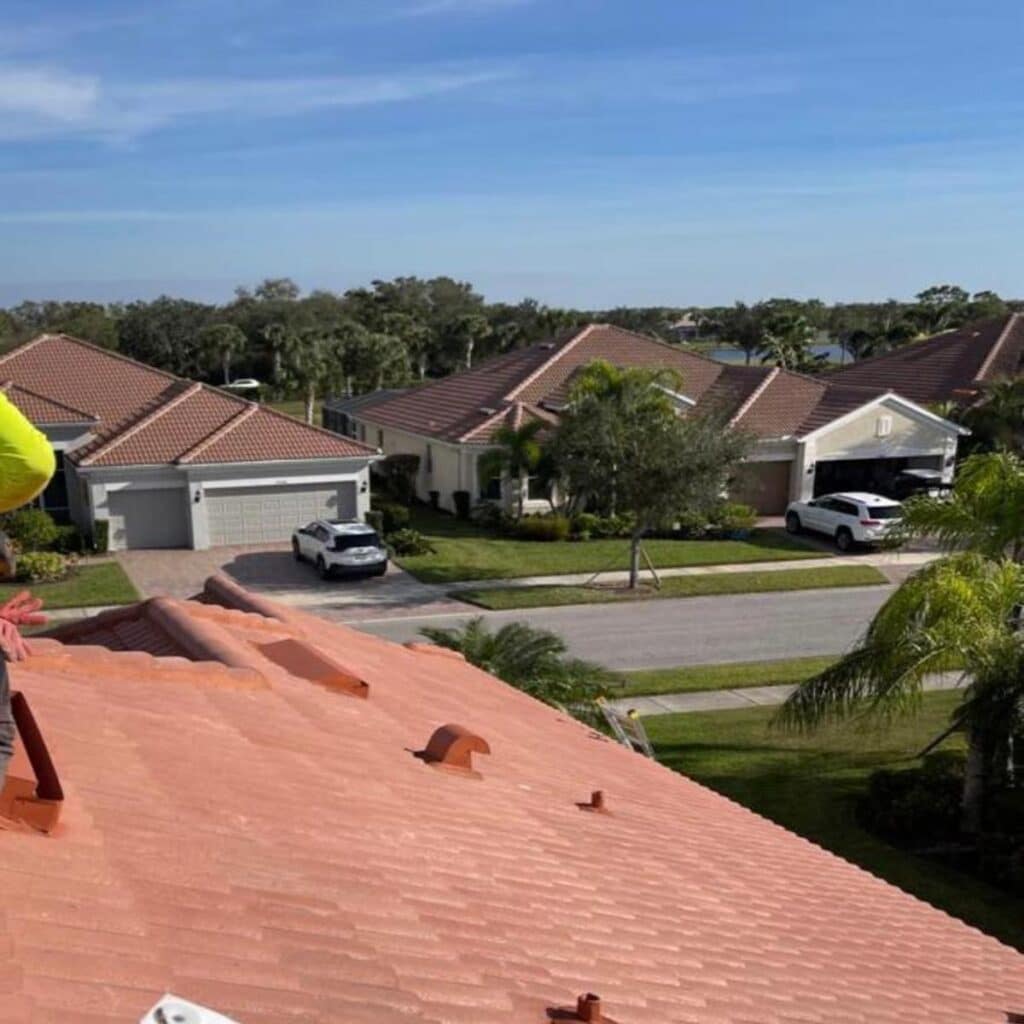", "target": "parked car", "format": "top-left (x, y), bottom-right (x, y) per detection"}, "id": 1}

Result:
top-left (292, 520), bottom-right (388, 579)
top-left (890, 468), bottom-right (953, 501)
top-left (785, 491), bottom-right (902, 551)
